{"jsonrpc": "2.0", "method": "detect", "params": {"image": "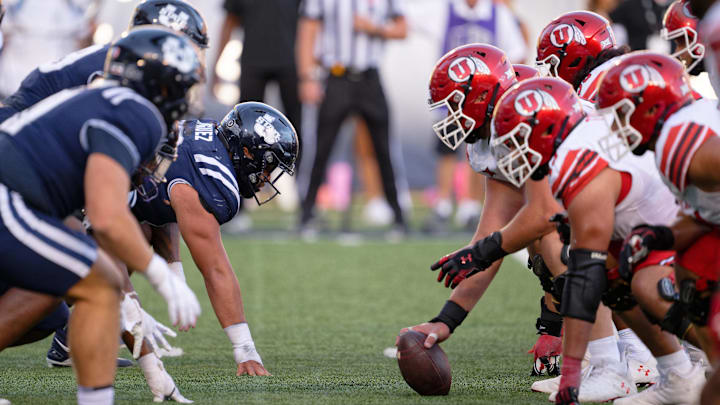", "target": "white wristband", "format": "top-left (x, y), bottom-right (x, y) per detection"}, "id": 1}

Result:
top-left (143, 254), bottom-right (169, 288)
top-left (224, 323), bottom-right (262, 365)
top-left (168, 262), bottom-right (185, 283)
